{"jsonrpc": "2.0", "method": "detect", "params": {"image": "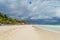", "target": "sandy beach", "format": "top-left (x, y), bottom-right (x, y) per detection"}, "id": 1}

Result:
top-left (0, 25), bottom-right (60, 40)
